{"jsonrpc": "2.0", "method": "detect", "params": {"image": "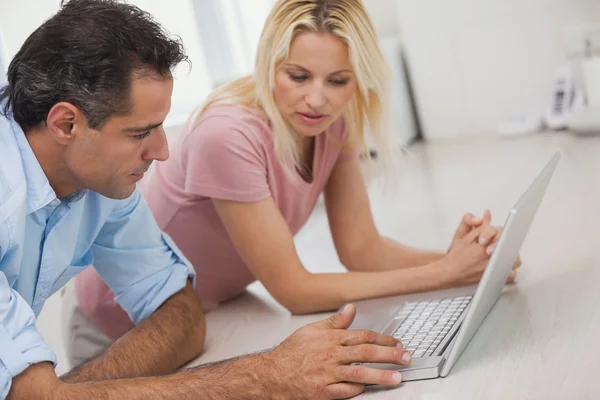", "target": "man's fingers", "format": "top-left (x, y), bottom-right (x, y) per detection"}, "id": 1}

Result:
top-left (335, 364), bottom-right (403, 386)
top-left (342, 344), bottom-right (411, 366)
top-left (337, 329), bottom-right (400, 348)
top-left (316, 304), bottom-right (356, 330)
top-left (324, 382), bottom-right (366, 399)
